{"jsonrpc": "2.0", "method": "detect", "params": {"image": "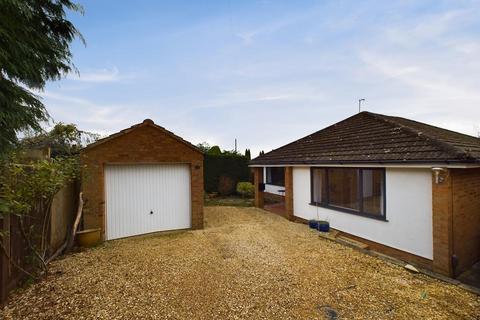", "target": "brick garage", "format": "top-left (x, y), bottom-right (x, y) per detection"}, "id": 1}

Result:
top-left (80, 119), bottom-right (203, 240)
